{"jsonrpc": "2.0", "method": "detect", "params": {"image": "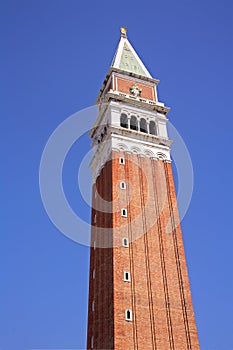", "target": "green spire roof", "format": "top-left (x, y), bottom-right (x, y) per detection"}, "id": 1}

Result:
top-left (111, 29), bottom-right (152, 78)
